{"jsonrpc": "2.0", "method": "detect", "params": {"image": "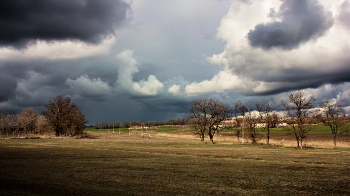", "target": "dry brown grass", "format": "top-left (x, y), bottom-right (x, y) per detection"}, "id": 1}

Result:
top-left (256, 138), bottom-right (350, 148)
top-left (157, 132), bottom-right (350, 149)
top-left (3, 130), bottom-right (350, 149)
top-left (1, 132), bottom-right (350, 195)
